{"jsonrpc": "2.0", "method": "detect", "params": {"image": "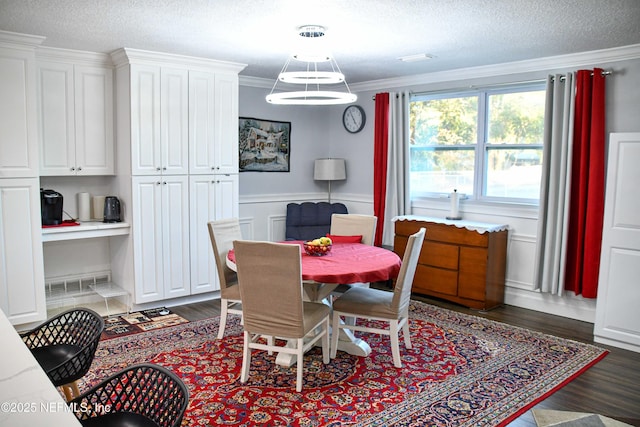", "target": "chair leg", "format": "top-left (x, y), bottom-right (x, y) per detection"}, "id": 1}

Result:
top-left (390, 320), bottom-right (402, 368)
top-left (322, 317), bottom-right (330, 364)
top-left (240, 331), bottom-right (251, 384)
top-left (296, 338), bottom-right (304, 392)
top-left (330, 312), bottom-right (341, 359)
top-left (402, 318), bottom-right (412, 349)
top-left (217, 299), bottom-right (228, 339)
